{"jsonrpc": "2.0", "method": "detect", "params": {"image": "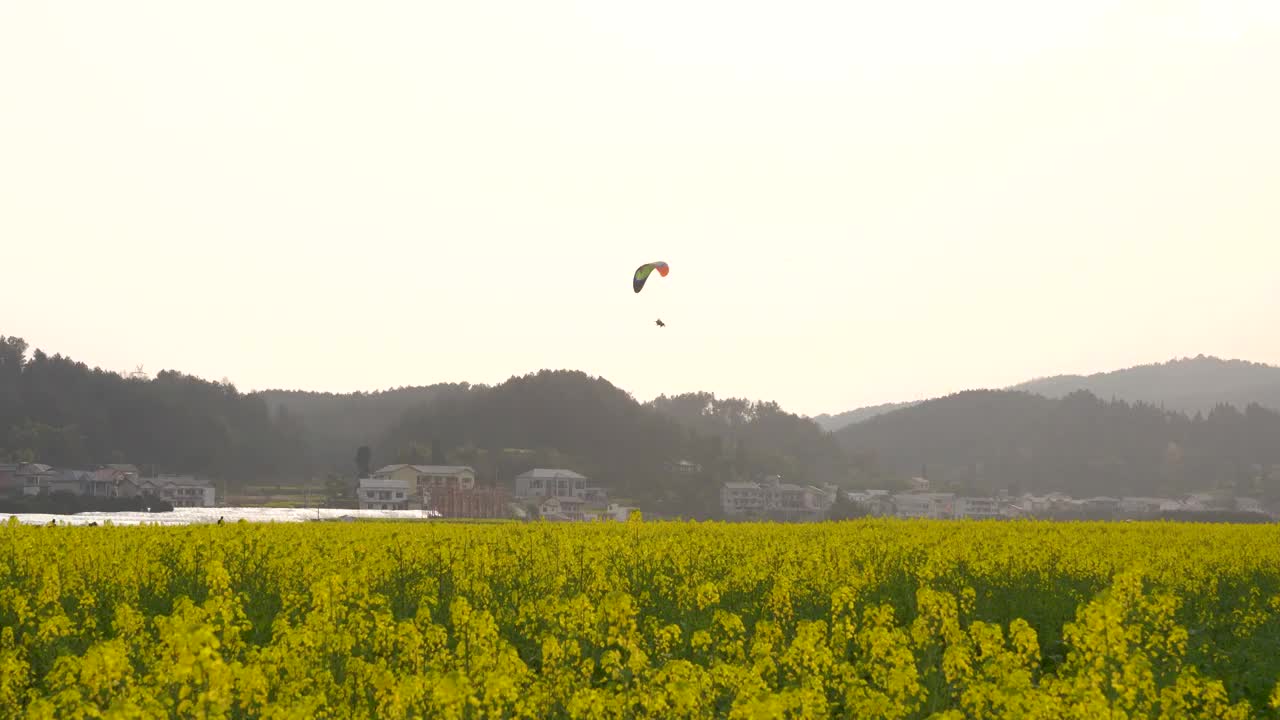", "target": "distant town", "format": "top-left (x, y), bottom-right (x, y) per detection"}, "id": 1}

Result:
top-left (2, 459), bottom-right (1274, 523)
